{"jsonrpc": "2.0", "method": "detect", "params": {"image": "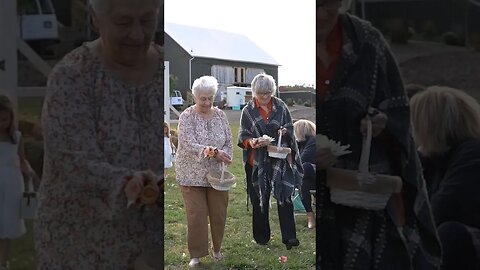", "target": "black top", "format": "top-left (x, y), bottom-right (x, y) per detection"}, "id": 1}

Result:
top-left (421, 139), bottom-right (480, 228)
top-left (297, 136), bottom-right (315, 164)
